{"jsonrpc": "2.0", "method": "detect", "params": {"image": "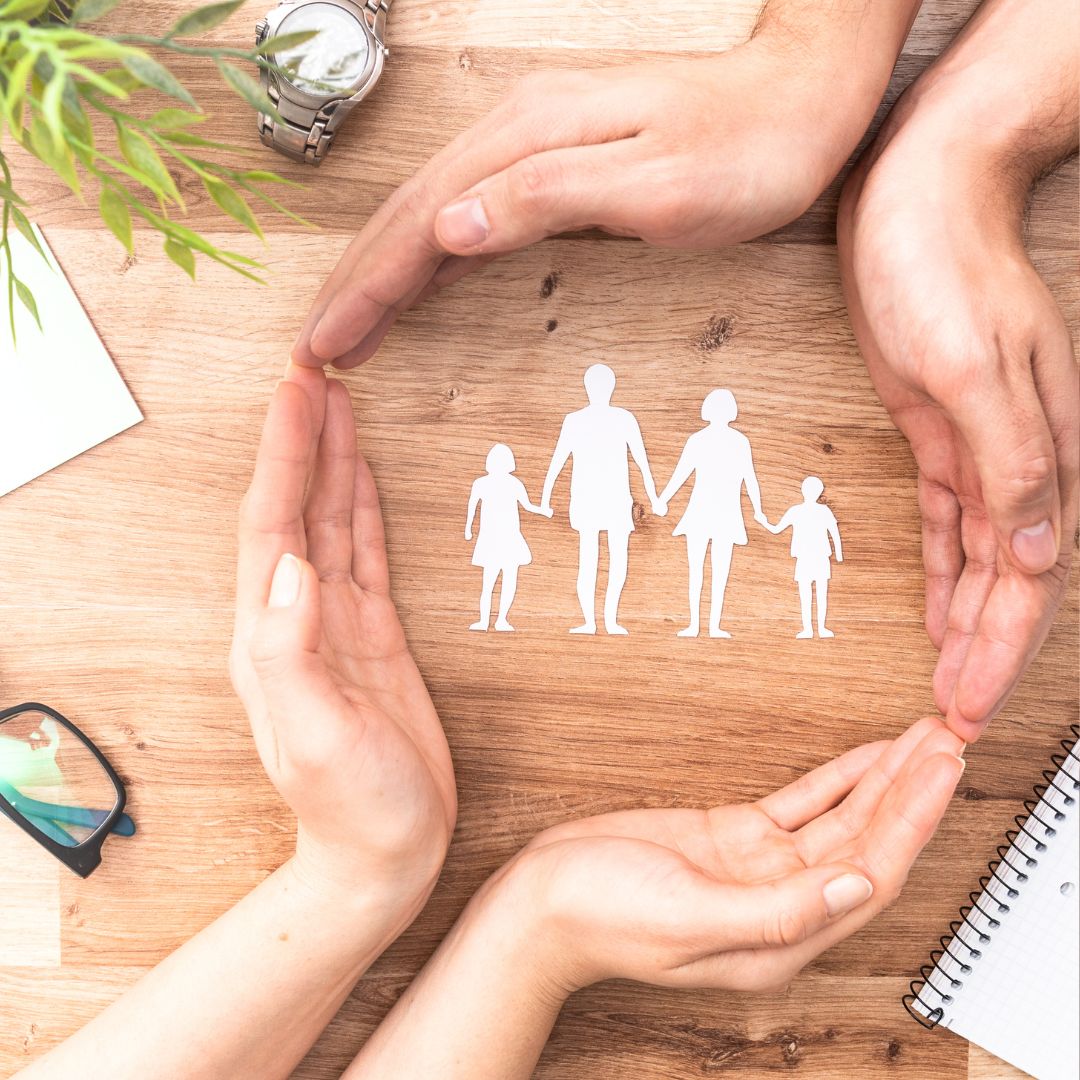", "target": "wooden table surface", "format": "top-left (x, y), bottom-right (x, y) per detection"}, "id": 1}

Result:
top-left (1, 2), bottom-right (1077, 1077)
